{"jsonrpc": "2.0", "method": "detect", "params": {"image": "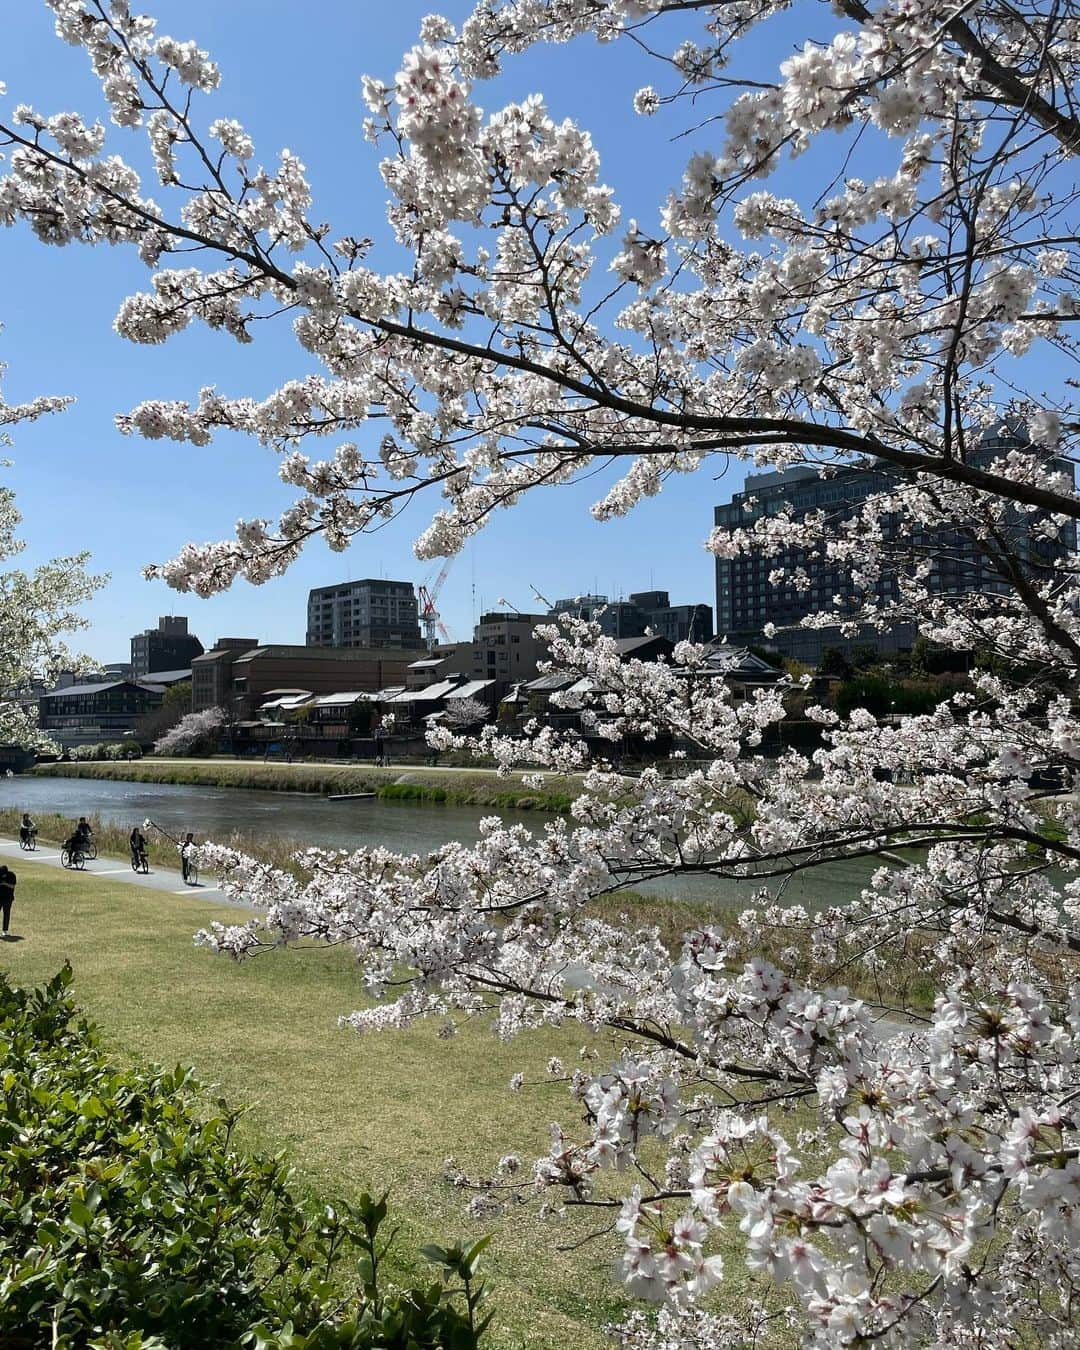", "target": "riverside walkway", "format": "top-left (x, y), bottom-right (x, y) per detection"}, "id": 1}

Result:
top-left (0, 836), bottom-right (224, 900)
